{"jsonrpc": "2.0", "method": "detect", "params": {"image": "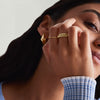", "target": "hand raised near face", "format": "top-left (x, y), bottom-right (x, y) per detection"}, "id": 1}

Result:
top-left (43, 18), bottom-right (94, 79)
